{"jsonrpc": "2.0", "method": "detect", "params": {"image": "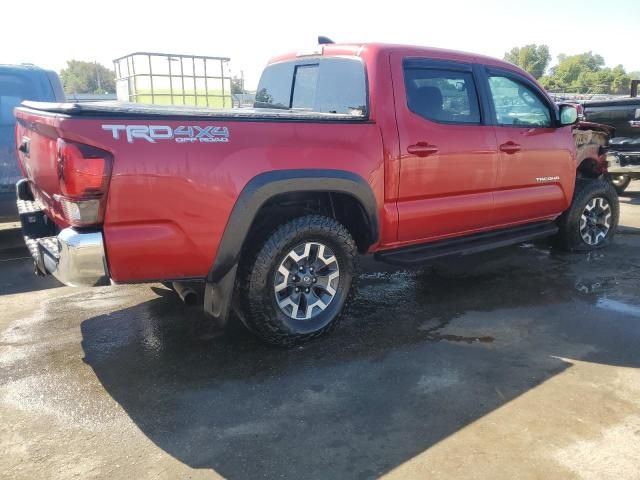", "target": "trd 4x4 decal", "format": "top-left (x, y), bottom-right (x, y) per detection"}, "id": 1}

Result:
top-left (102, 124), bottom-right (230, 144)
